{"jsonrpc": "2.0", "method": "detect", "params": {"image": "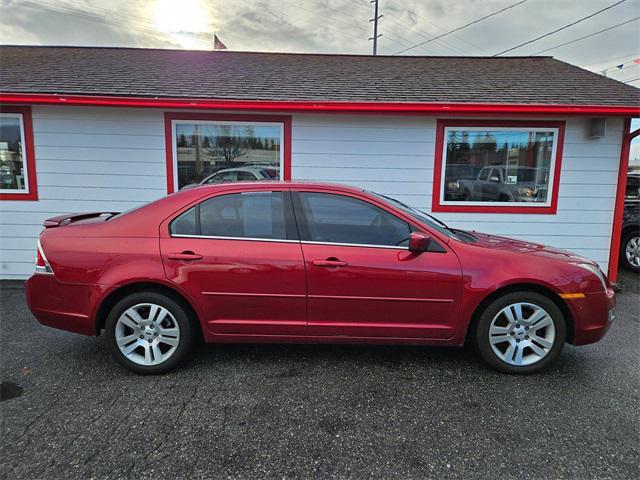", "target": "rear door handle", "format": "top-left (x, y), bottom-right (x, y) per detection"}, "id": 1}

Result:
top-left (312, 258), bottom-right (348, 268)
top-left (168, 251), bottom-right (203, 261)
